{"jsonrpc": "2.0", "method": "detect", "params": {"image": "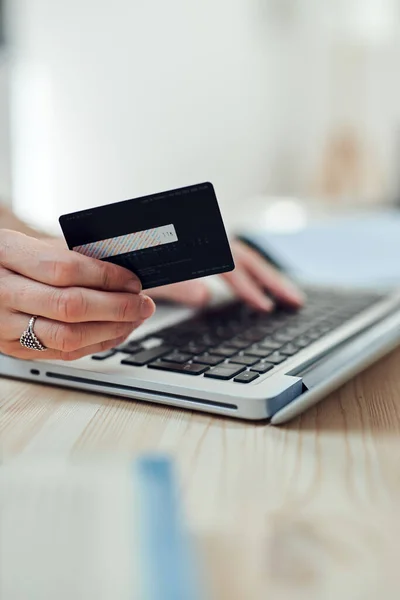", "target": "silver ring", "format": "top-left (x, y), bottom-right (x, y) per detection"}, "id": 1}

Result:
top-left (20, 316), bottom-right (47, 352)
